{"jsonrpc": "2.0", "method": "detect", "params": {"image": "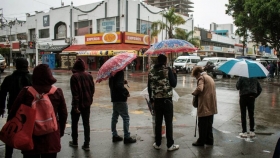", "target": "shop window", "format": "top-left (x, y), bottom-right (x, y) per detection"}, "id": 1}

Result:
top-left (137, 20), bottom-right (152, 34)
top-left (54, 22), bottom-right (67, 39)
top-left (97, 17), bottom-right (119, 33)
top-left (29, 29), bottom-right (36, 41)
top-left (39, 29), bottom-right (49, 38)
top-left (74, 20), bottom-right (92, 36)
